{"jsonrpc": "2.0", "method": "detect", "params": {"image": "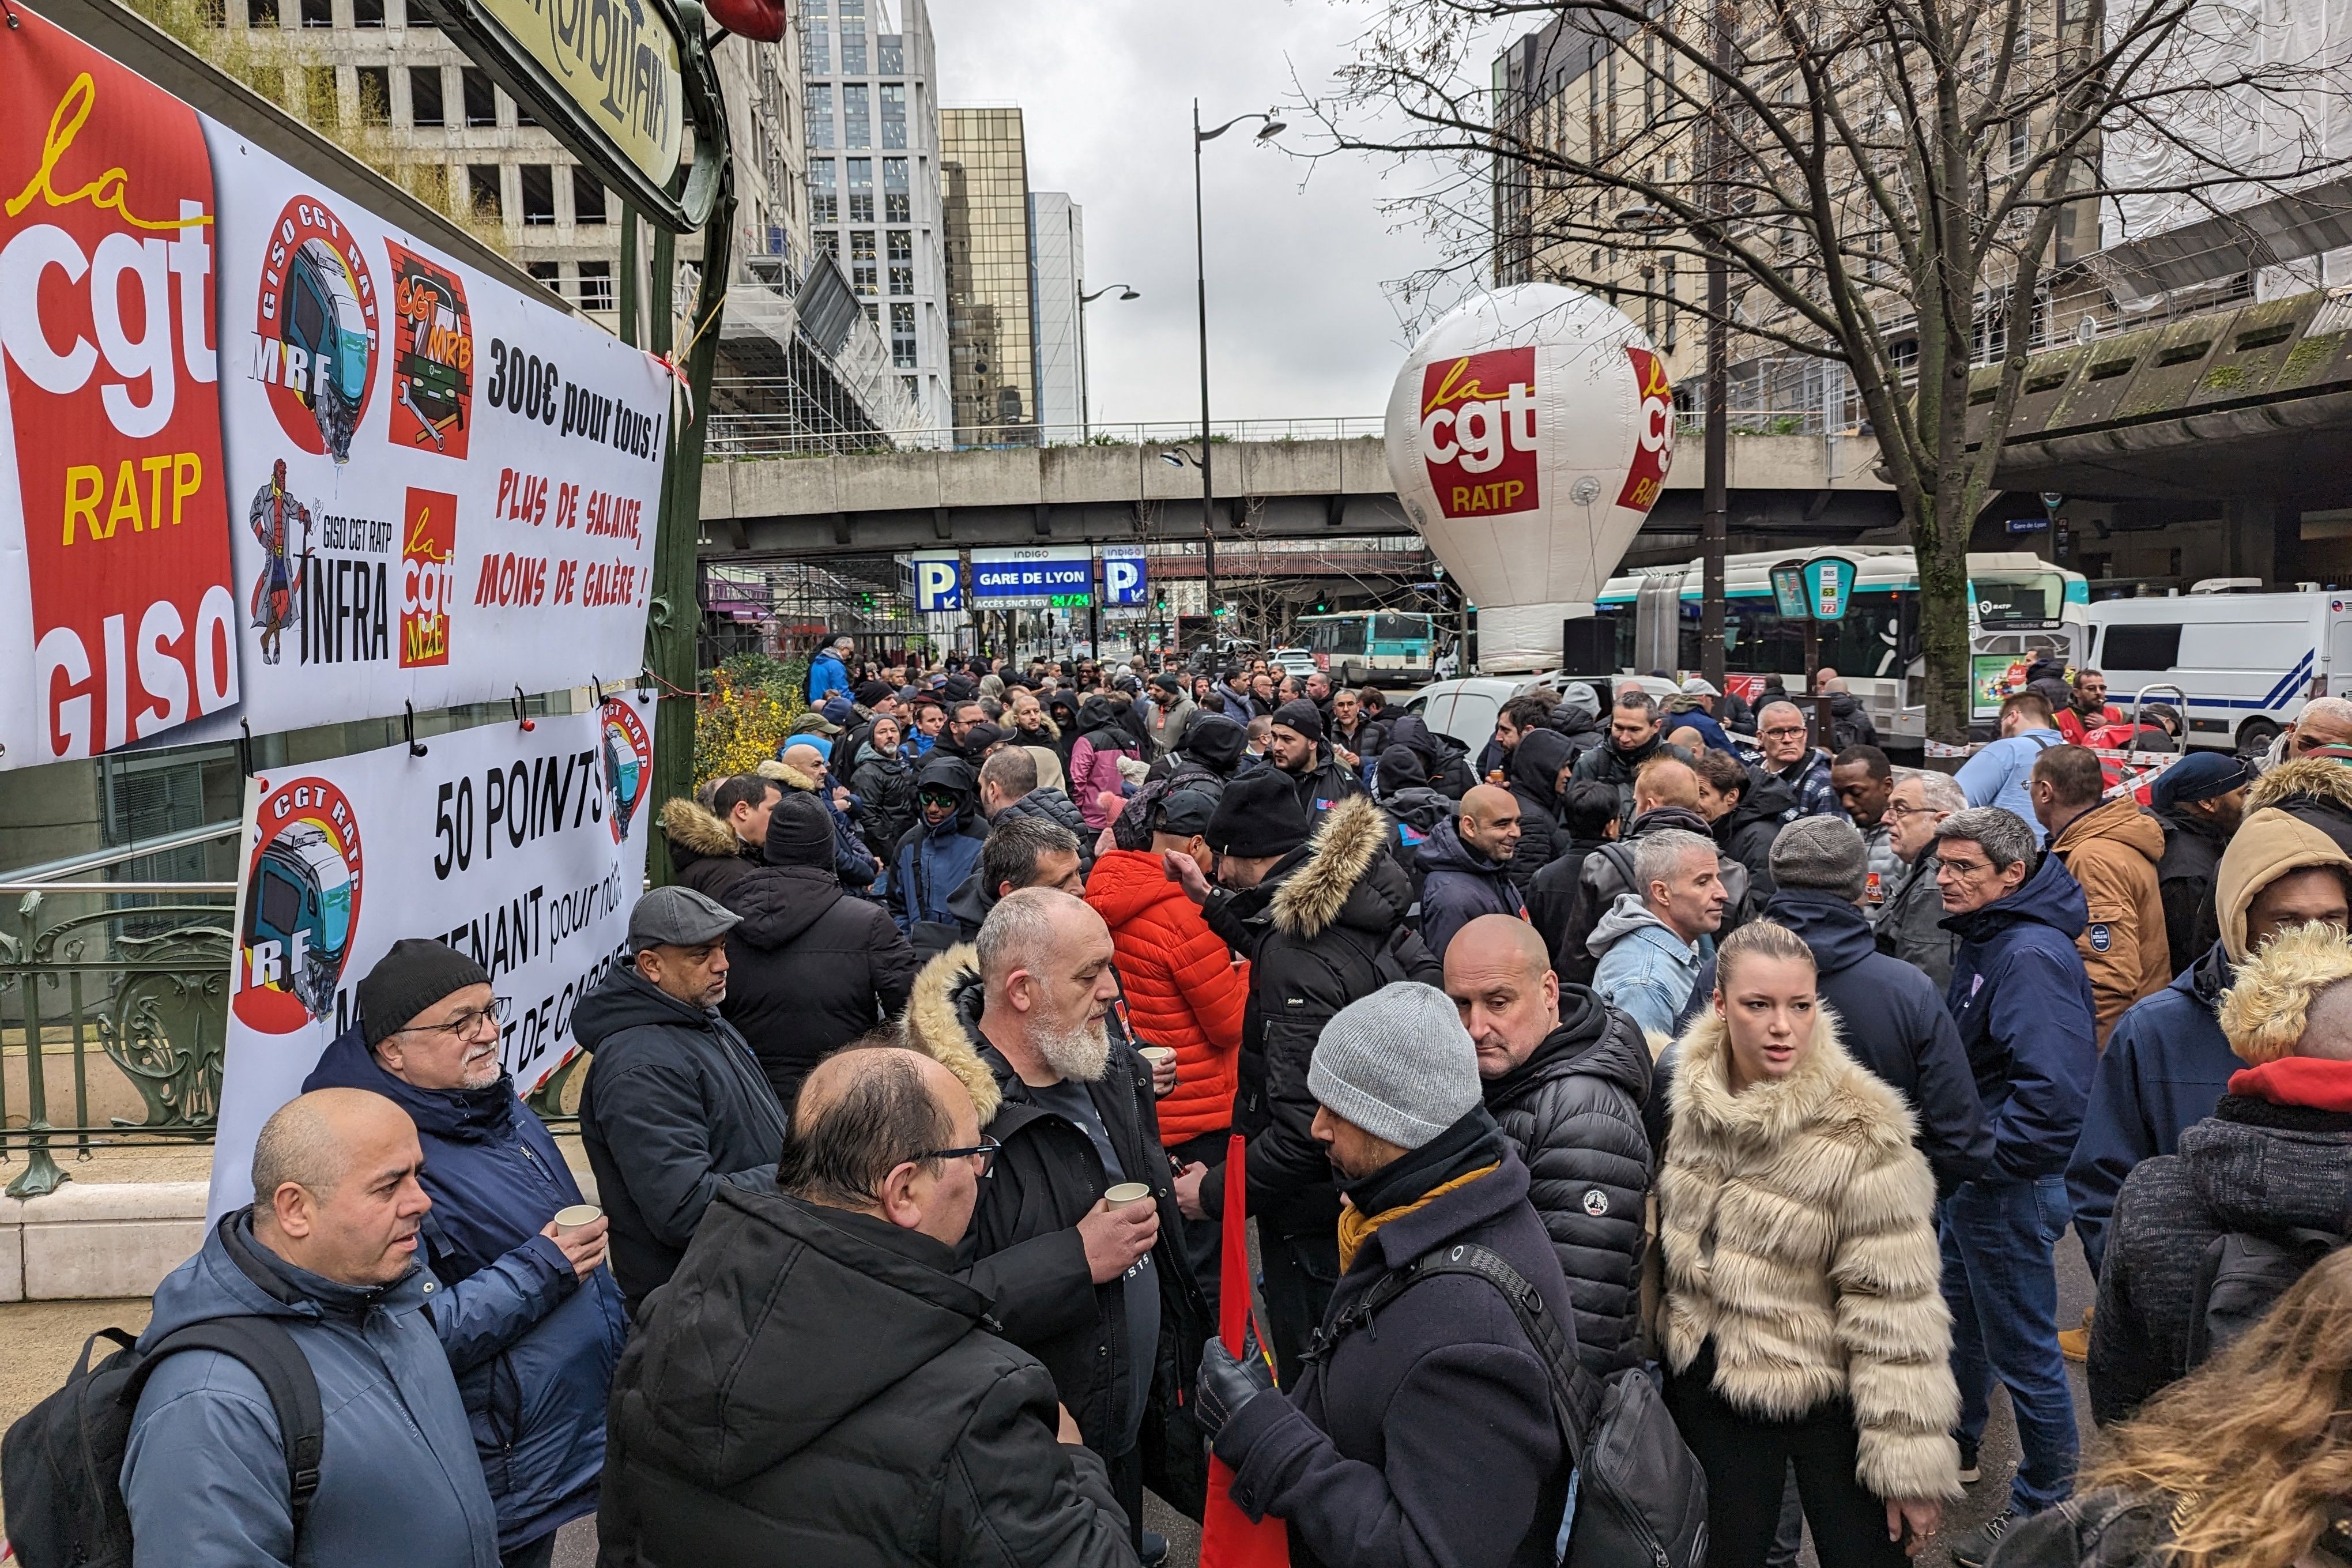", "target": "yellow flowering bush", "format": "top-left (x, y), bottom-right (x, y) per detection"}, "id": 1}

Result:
top-left (694, 653), bottom-right (811, 782)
